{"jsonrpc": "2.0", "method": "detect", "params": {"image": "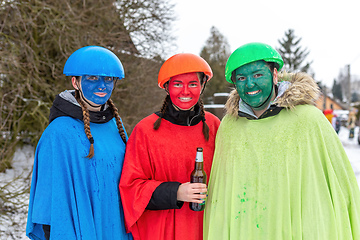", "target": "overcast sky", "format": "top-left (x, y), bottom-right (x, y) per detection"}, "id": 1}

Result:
top-left (170, 0), bottom-right (360, 87)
